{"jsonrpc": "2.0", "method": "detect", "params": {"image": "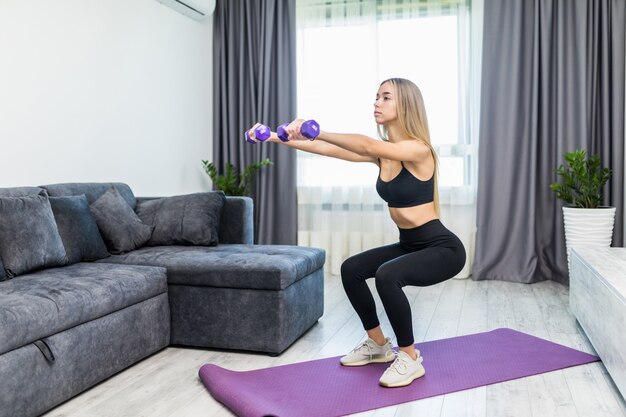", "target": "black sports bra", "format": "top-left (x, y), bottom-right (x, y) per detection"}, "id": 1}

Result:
top-left (375, 160), bottom-right (434, 208)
